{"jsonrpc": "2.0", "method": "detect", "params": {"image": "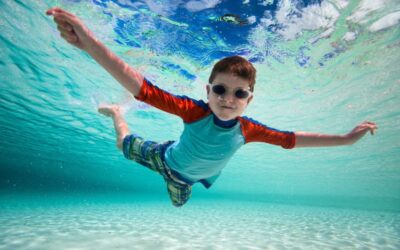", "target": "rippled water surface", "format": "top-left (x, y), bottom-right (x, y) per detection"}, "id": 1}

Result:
top-left (1, 0), bottom-right (399, 249)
